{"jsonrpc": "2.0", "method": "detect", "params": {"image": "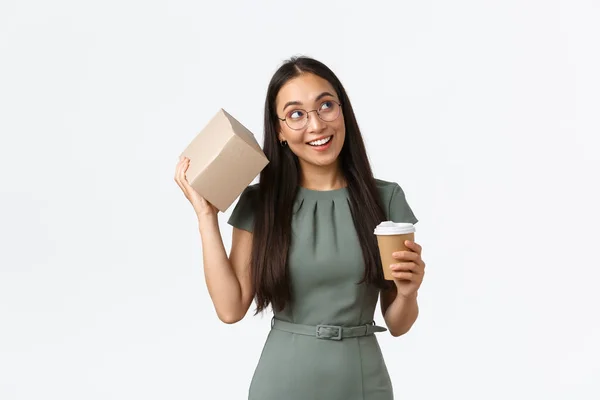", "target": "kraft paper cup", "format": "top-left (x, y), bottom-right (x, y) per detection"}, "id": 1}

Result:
top-left (374, 222), bottom-right (416, 281)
